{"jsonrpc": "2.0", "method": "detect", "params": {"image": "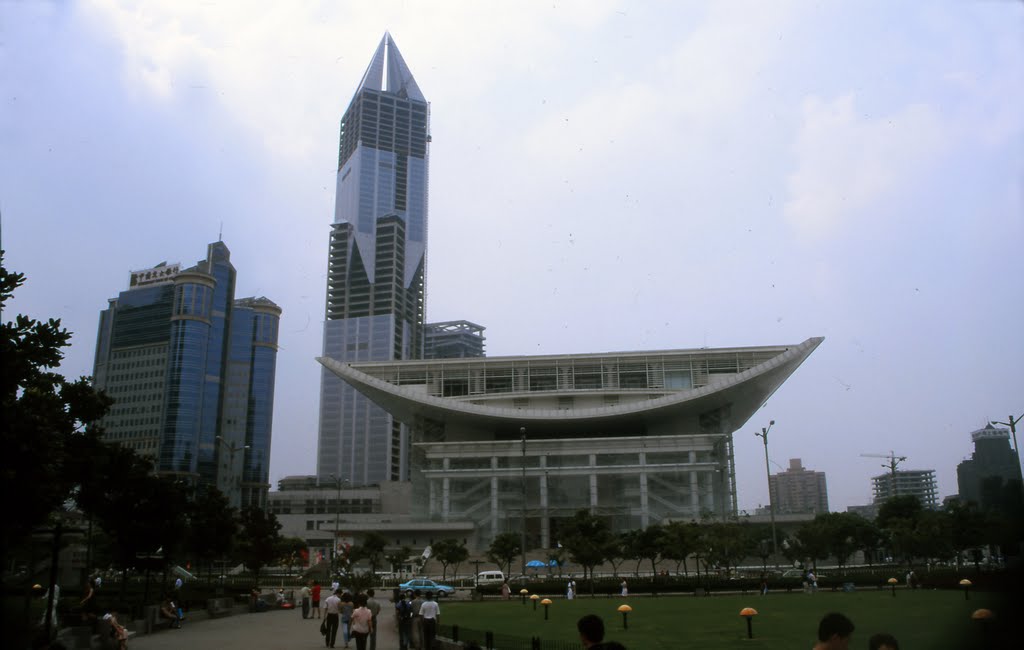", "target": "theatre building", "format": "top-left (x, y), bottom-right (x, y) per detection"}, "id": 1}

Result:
top-left (318, 337), bottom-right (822, 549)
